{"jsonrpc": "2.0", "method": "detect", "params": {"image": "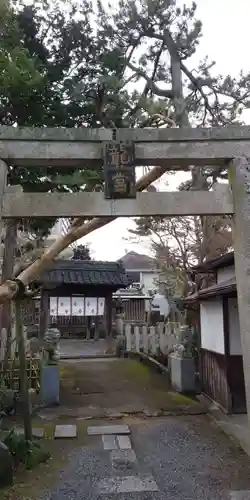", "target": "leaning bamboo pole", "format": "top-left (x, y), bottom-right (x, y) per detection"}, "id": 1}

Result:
top-left (0, 165), bottom-right (167, 303)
